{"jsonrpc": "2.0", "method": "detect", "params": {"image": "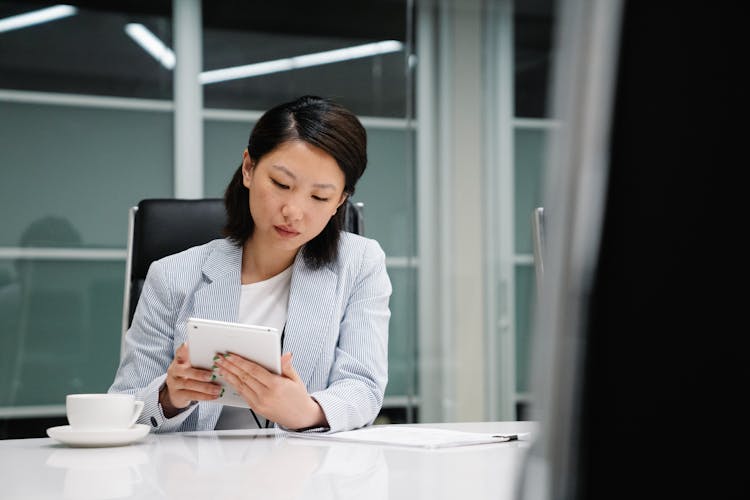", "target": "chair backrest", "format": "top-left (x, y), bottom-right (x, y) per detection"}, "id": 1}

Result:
top-left (120, 198), bottom-right (364, 357)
